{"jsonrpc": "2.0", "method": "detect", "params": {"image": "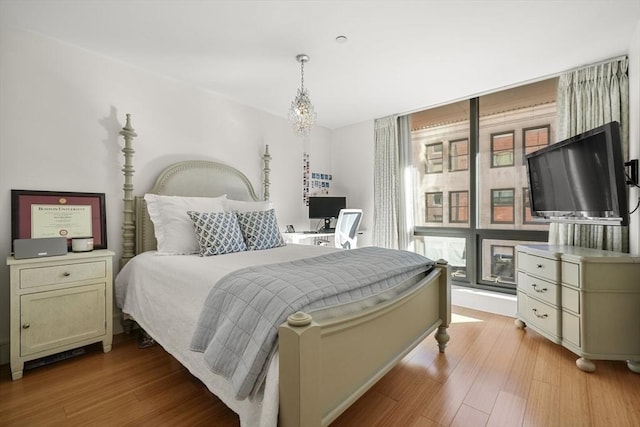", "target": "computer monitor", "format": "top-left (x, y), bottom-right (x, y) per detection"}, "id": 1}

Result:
top-left (308, 196), bottom-right (346, 230)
